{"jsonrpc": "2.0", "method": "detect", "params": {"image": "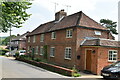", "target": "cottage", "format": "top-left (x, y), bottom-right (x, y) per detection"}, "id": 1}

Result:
top-left (11, 31), bottom-right (30, 50)
top-left (26, 10), bottom-right (120, 74)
